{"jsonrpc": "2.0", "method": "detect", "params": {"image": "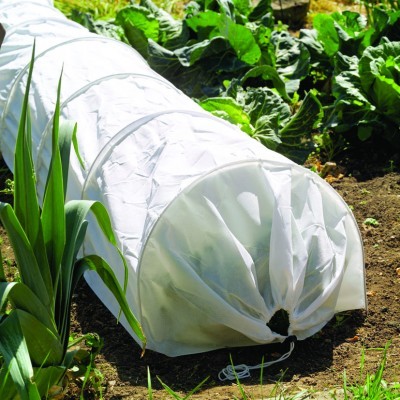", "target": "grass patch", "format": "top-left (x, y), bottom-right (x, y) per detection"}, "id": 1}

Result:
top-left (340, 343), bottom-right (400, 400)
top-left (54, 0), bottom-right (130, 20)
top-left (54, 0), bottom-right (189, 20)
